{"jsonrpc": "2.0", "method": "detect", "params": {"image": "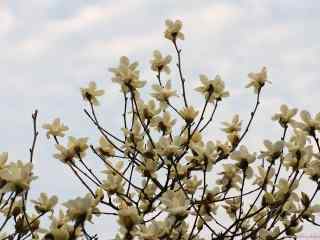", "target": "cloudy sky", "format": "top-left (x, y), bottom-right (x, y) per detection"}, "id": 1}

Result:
top-left (1, 0), bottom-right (320, 238)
